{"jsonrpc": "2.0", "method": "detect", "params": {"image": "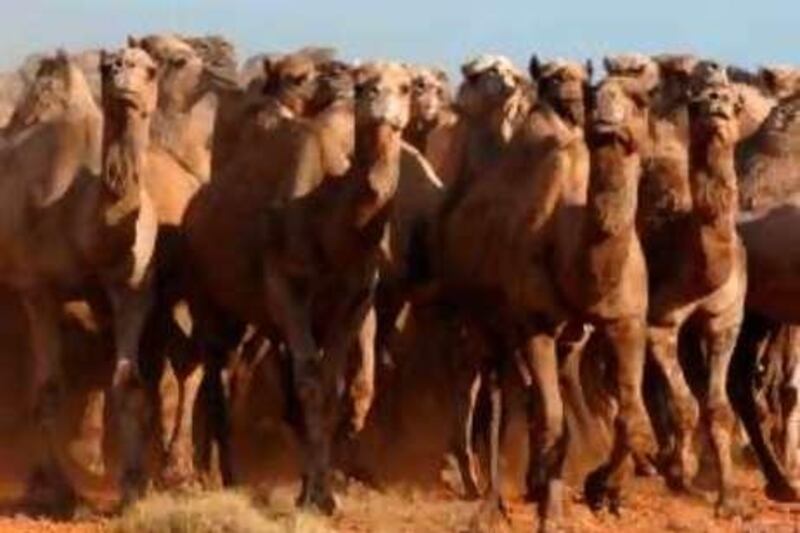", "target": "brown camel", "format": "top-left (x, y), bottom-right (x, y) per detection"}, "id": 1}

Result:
top-left (436, 56), bottom-right (597, 531)
top-left (737, 93), bottom-right (800, 210)
top-left (51, 34), bottom-right (241, 489)
top-left (646, 81), bottom-right (747, 516)
top-left (0, 47), bottom-right (161, 511)
top-left (184, 61), bottom-right (412, 512)
top-left (134, 34), bottom-right (237, 180)
top-left (402, 66), bottom-right (457, 180)
top-left (421, 54), bottom-right (532, 500)
top-left (576, 74), bottom-right (654, 513)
